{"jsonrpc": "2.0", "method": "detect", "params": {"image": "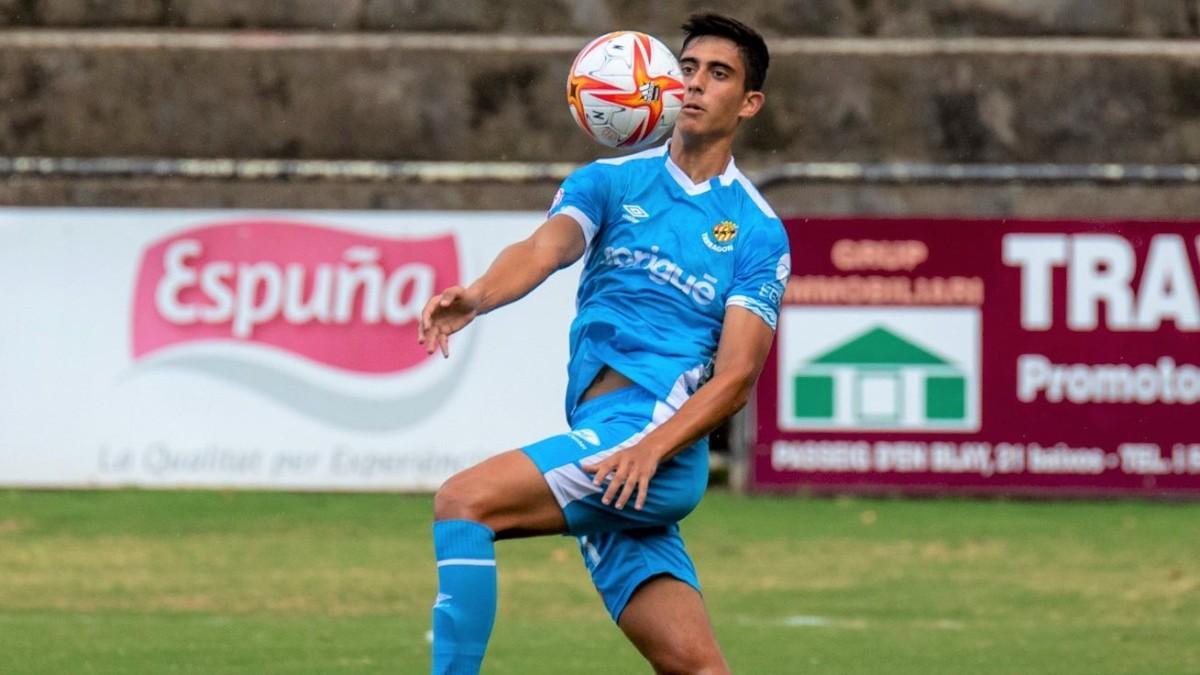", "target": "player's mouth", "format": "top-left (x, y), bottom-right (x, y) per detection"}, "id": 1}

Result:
top-left (681, 102), bottom-right (705, 115)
